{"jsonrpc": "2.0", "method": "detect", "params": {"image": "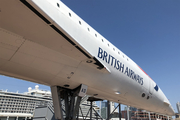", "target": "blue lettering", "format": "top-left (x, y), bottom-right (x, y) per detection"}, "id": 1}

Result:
top-left (124, 67), bottom-right (129, 76)
top-left (119, 63), bottom-right (124, 73)
top-left (114, 58), bottom-right (117, 68)
top-left (108, 54), bottom-right (111, 64)
top-left (140, 78), bottom-right (143, 85)
top-left (103, 50), bottom-right (108, 63)
top-left (97, 47), bottom-right (144, 86)
top-left (137, 75), bottom-right (139, 81)
top-left (111, 56), bottom-right (115, 66)
top-left (116, 60), bottom-right (120, 70)
top-left (129, 70), bottom-right (134, 79)
top-left (137, 75), bottom-right (140, 83)
top-left (133, 74), bottom-right (137, 81)
top-left (98, 47), bottom-right (103, 59)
